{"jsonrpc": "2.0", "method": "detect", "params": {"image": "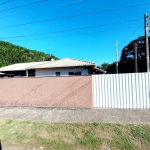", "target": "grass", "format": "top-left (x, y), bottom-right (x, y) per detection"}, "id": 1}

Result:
top-left (0, 119), bottom-right (150, 149)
